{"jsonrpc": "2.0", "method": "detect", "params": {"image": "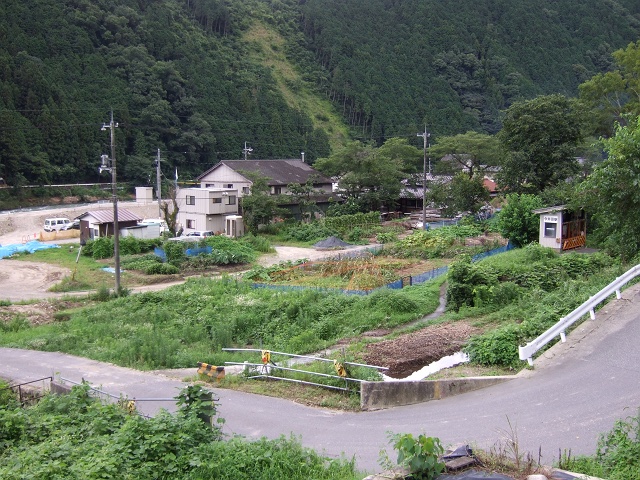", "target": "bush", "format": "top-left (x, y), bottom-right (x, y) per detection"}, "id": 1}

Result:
top-left (465, 323), bottom-right (524, 368)
top-left (239, 233), bottom-right (274, 253)
top-left (497, 194), bottom-right (543, 247)
top-left (382, 433), bottom-right (445, 480)
top-left (163, 240), bottom-right (187, 266)
top-left (560, 411), bottom-right (640, 480)
top-left (281, 222), bottom-right (338, 242)
top-left (86, 237), bottom-right (113, 259)
top-left (145, 263), bottom-right (180, 275)
top-left (0, 380), bottom-right (19, 409)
